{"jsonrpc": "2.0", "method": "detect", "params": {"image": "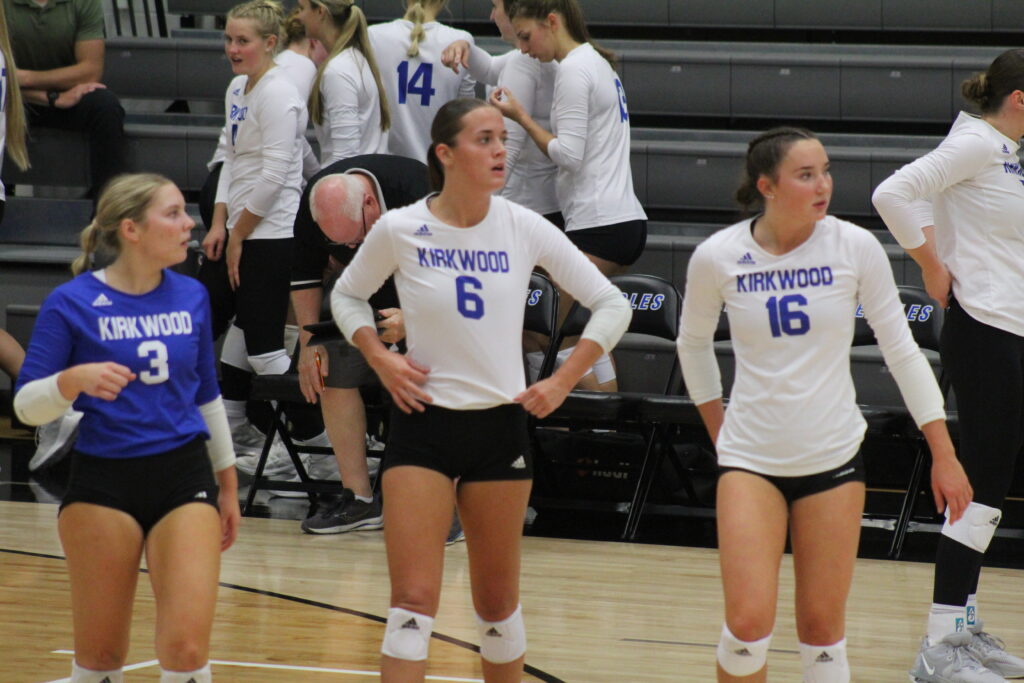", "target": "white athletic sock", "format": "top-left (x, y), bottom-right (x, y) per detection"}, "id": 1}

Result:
top-left (927, 603), bottom-right (966, 644)
top-left (966, 593), bottom-right (978, 629)
top-left (160, 663), bottom-right (211, 682)
top-left (354, 494), bottom-right (373, 504)
top-left (71, 661), bottom-right (124, 682)
top-left (799, 639), bottom-right (850, 682)
top-left (224, 399), bottom-right (247, 431)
